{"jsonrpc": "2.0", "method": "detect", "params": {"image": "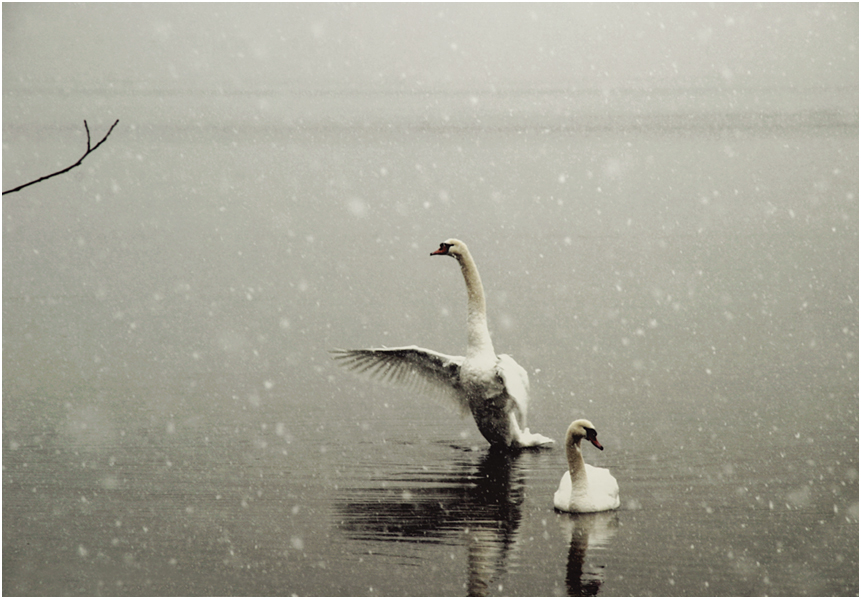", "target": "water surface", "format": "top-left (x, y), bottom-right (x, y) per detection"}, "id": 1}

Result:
top-left (3, 87), bottom-right (858, 595)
